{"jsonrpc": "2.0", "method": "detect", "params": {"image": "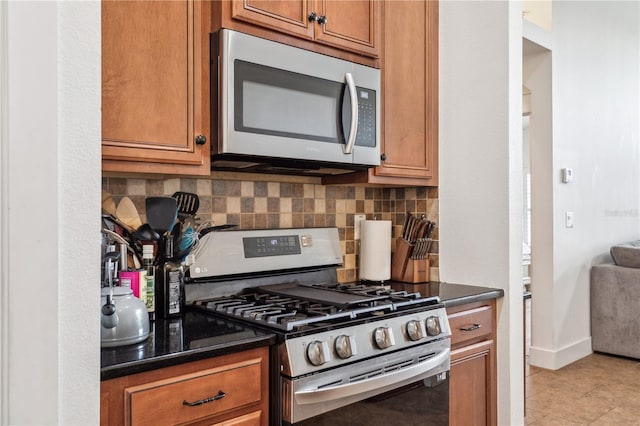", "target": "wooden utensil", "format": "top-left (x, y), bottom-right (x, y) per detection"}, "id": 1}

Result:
top-left (102, 190), bottom-right (117, 216)
top-left (116, 197), bottom-right (142, 231)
